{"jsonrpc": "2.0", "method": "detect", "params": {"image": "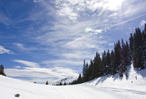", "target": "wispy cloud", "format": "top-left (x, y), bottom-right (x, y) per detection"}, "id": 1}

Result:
top-left (20, 0), bottom-right (128, 67)
top-left (110, 13), bottom-right (146, 28)
top-left (140, 20), bottom-right (146, 27)
top-left (5, 64), bottom-right (78, 83)
top-left (19, 0), bottom-right (146, 63)
top-left (109, 13), bottom-right (118, 18)
top-left (14, 43), bottom-right (37, 51)
top-left (42, 59), bottom-right (83, 67)
top-left (0, 45), bottom-right (13, 54)
top-left (13, 60), bottom-right (40, 68)
top-left (121, 0), bottom-right (146, 17)
top-left (6, 59), bottom-right (79, 83)
top-left (0, 13), bottom-right (11, 26)
top-left (33, 0), bottom-right (40, 2)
